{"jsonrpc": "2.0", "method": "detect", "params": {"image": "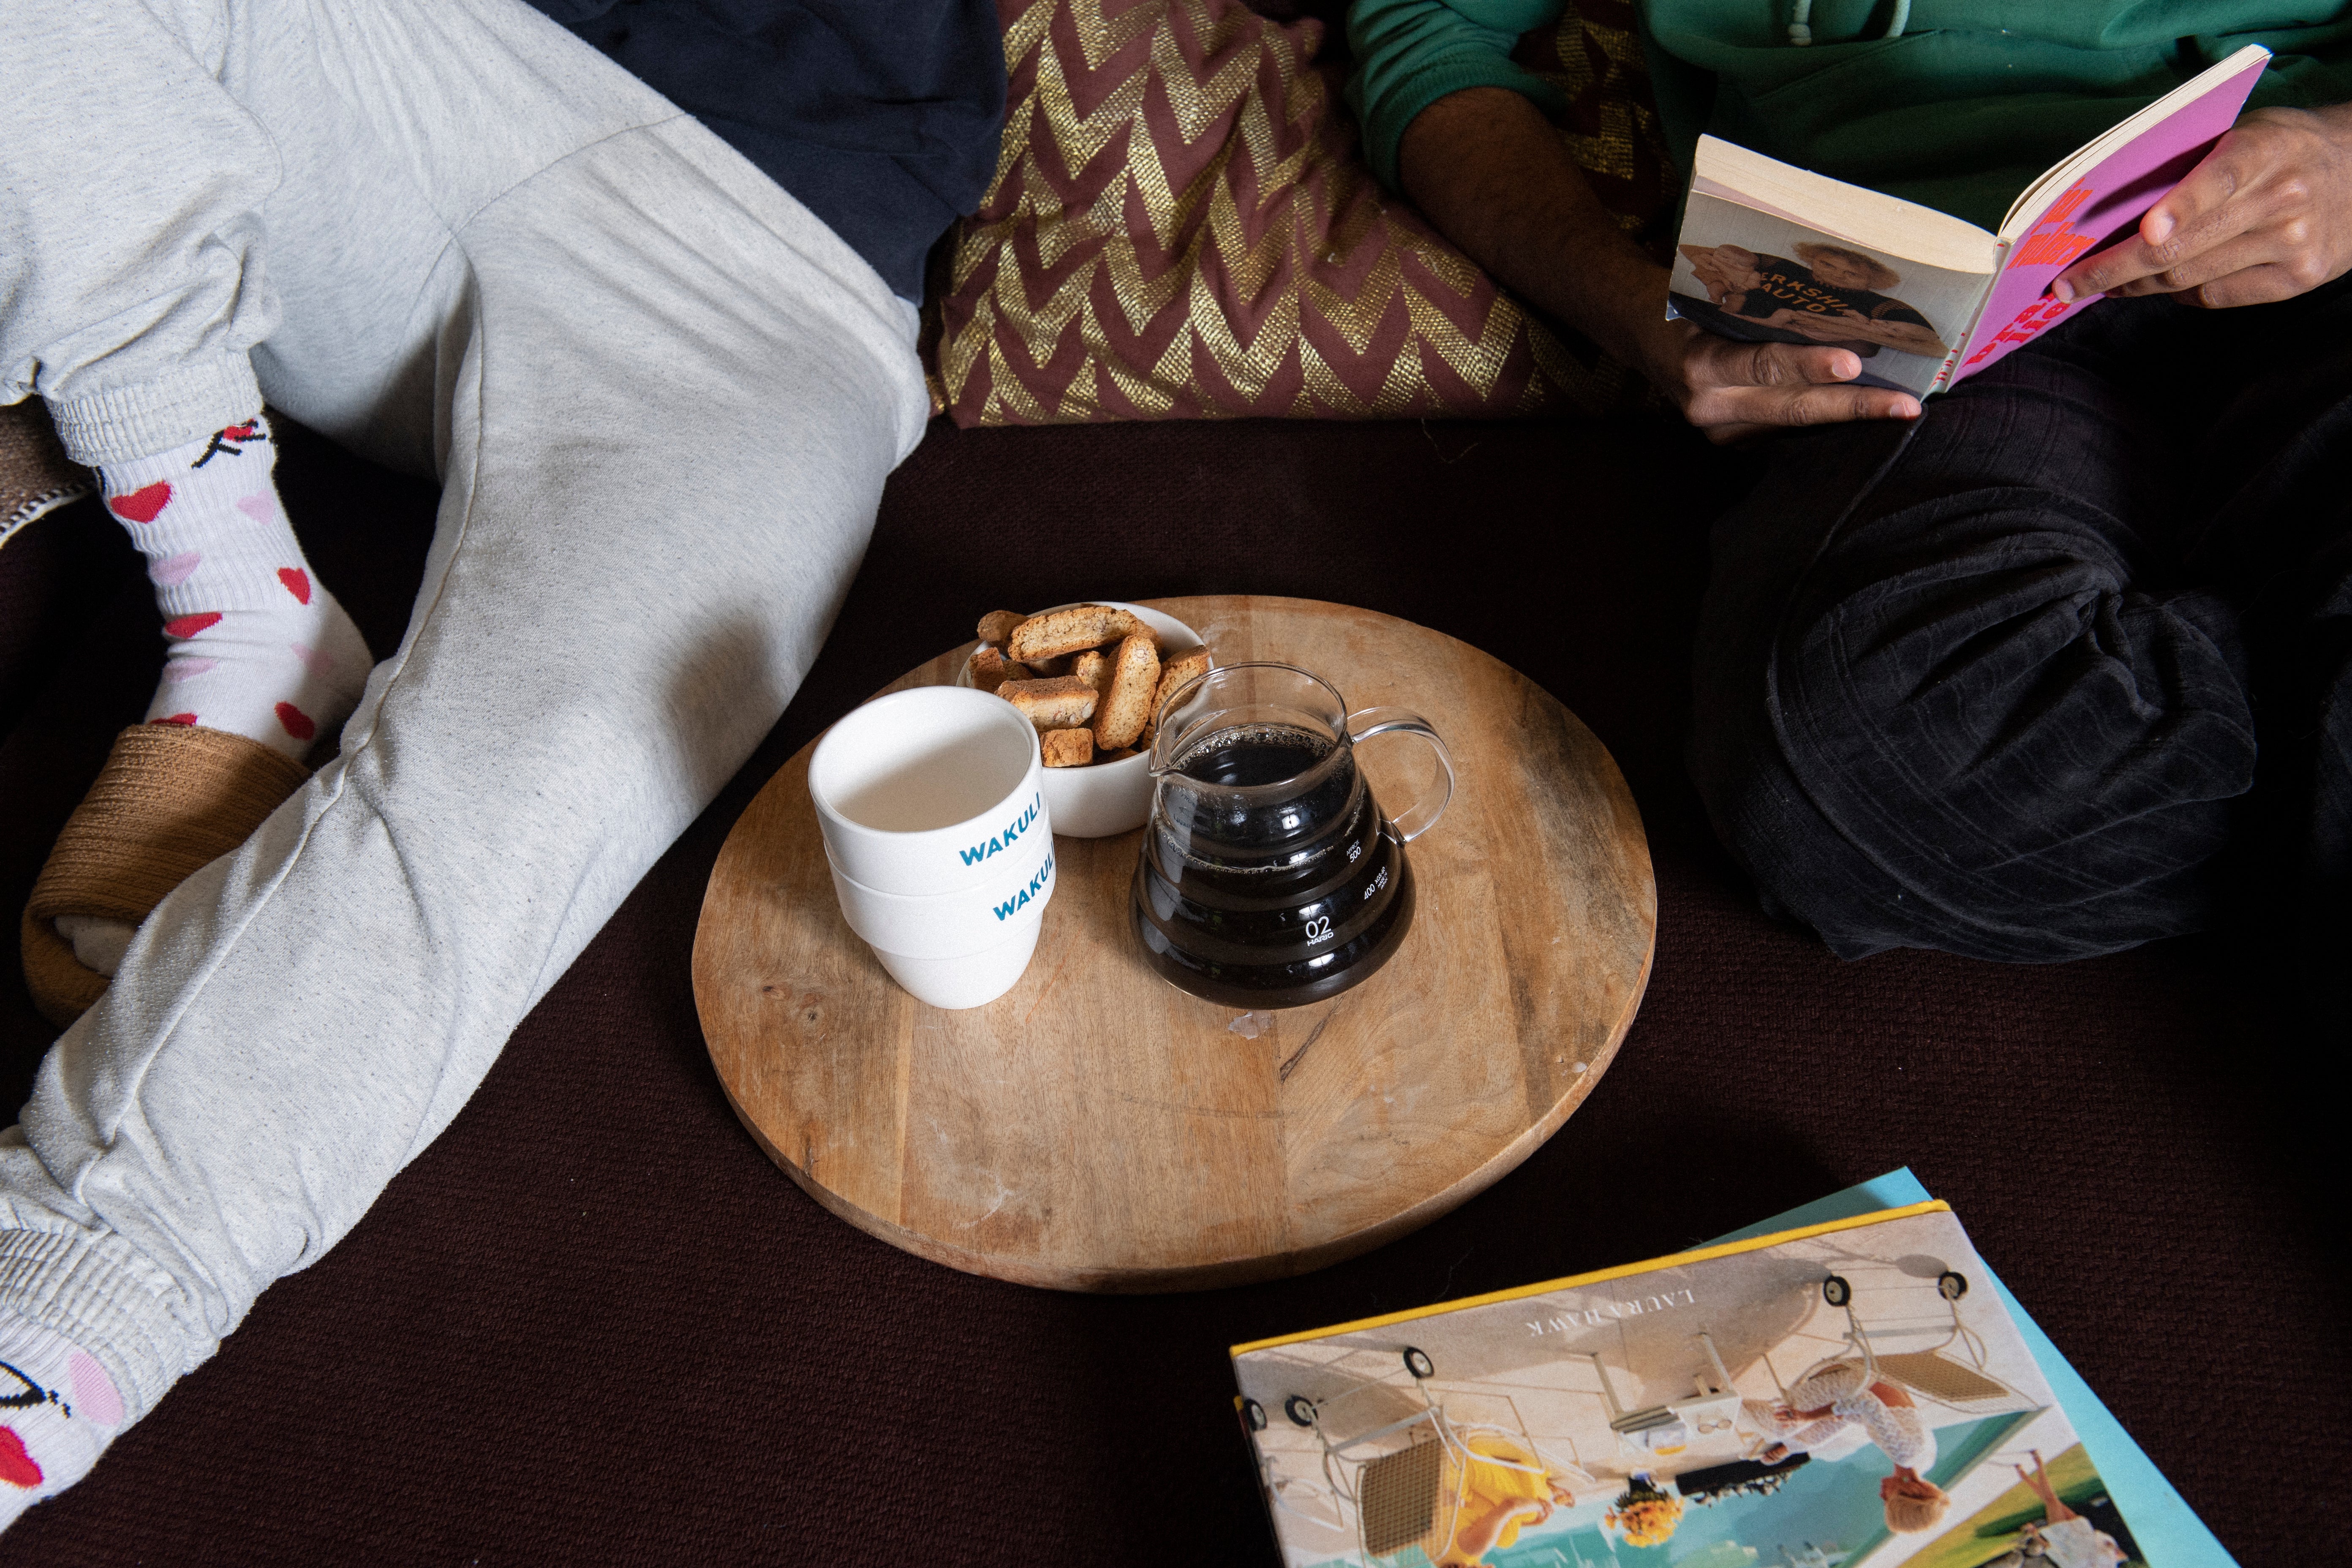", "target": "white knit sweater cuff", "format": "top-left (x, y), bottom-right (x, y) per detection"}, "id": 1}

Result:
top-left (45, 355), bottom-right (263, 469)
